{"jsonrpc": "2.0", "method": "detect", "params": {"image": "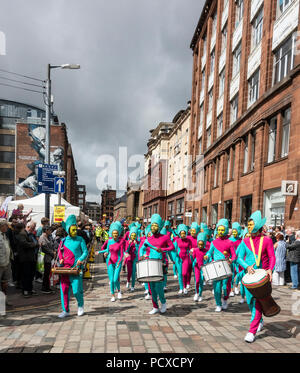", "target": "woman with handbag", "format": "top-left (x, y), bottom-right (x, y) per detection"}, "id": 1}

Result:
top-left (39, 226), bottom-right (55, 294)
